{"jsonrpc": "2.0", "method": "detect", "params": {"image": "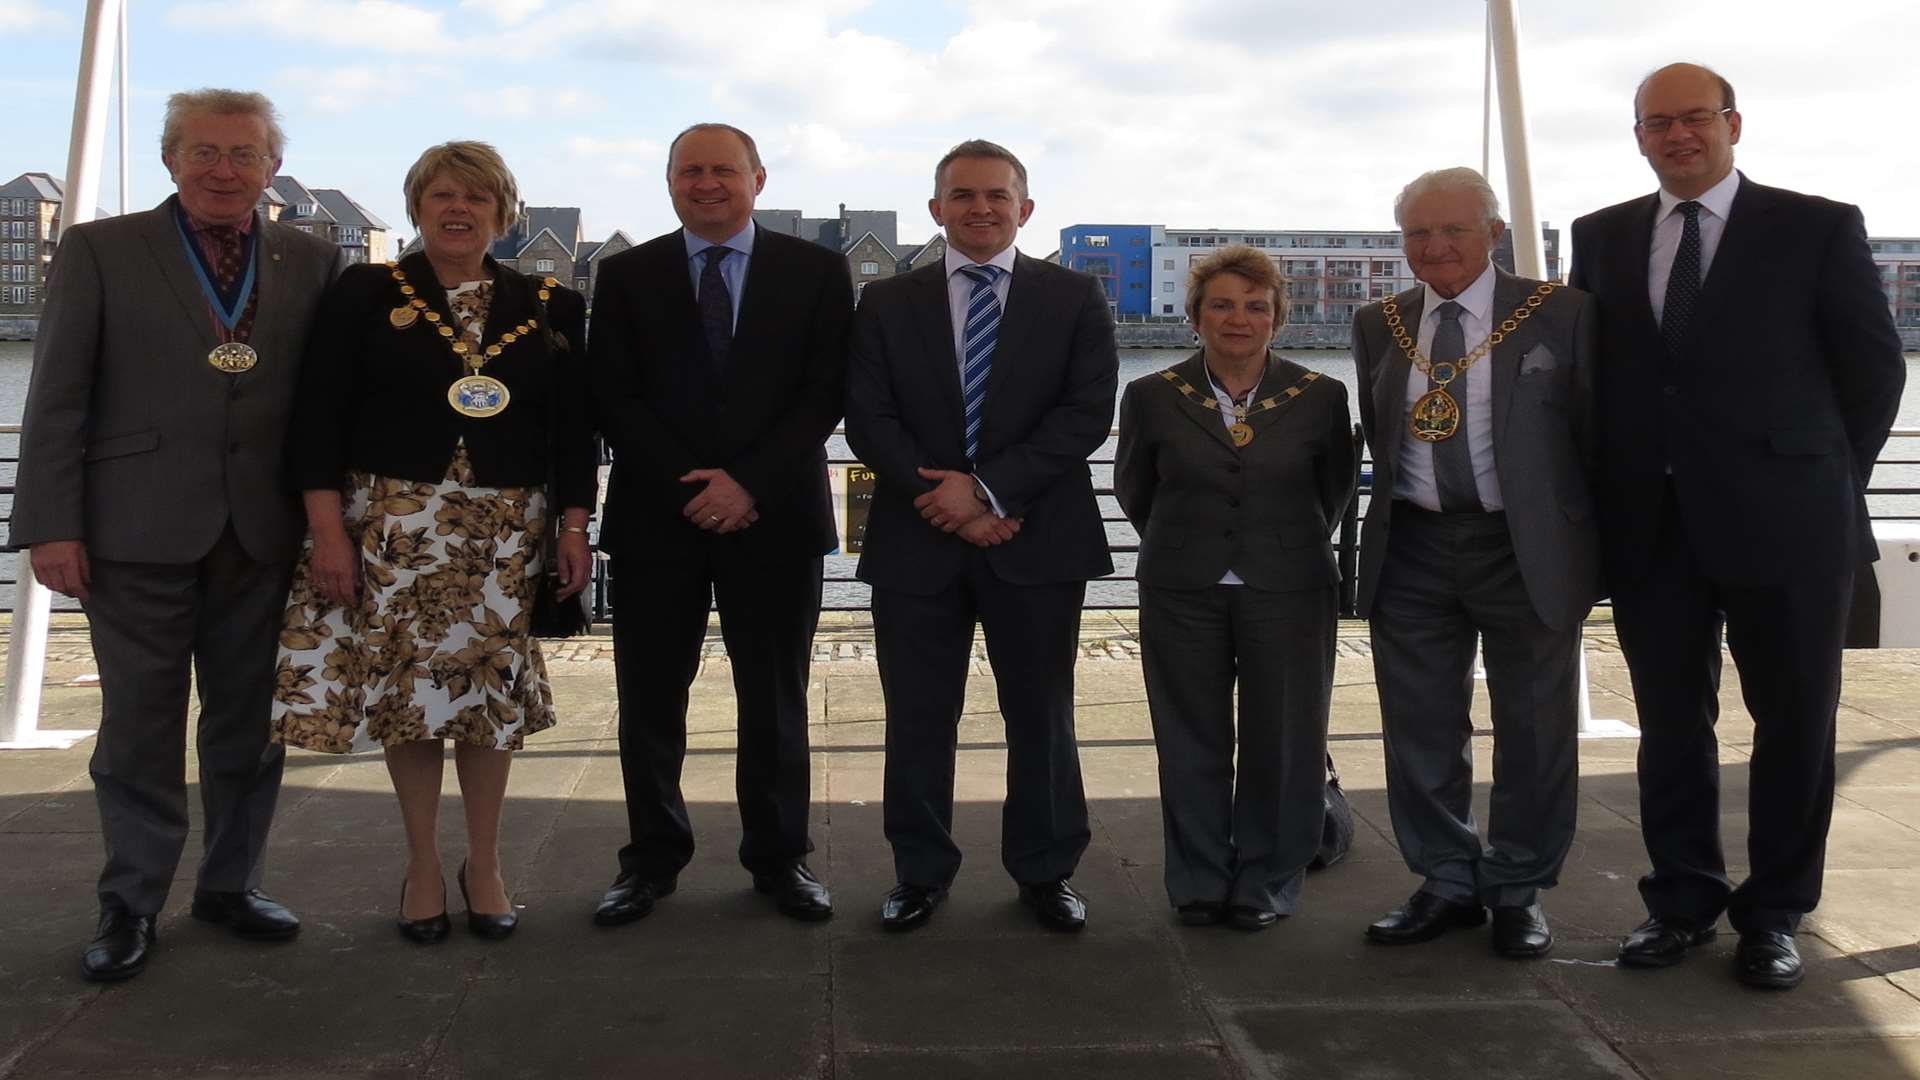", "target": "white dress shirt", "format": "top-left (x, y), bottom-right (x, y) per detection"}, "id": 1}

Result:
top-left (1648, 169), bottom-right (1738, 325)
top-left (1393, 261), bottom-right (1504, 512)
top-left (944, 243), bottom-right (1019, 516)
top-left (683, 219), bottom-right (756, 333)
